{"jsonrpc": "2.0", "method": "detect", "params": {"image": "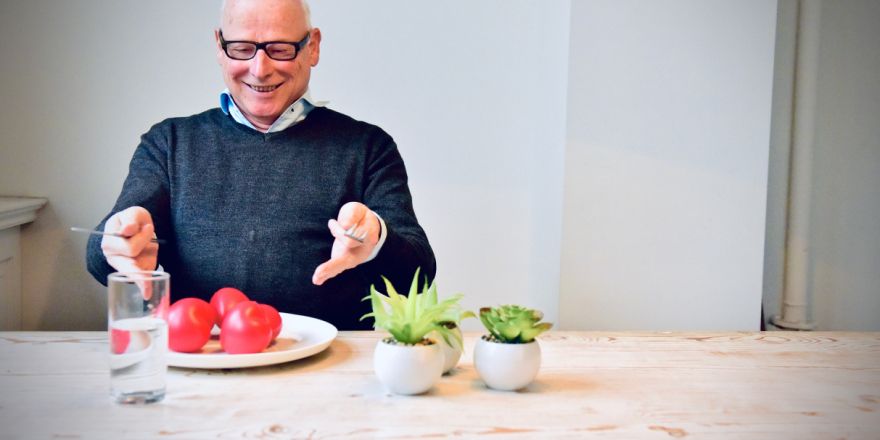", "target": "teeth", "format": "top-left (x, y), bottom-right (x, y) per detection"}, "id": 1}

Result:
top-left (250, 84), bottom-right (278, 92)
